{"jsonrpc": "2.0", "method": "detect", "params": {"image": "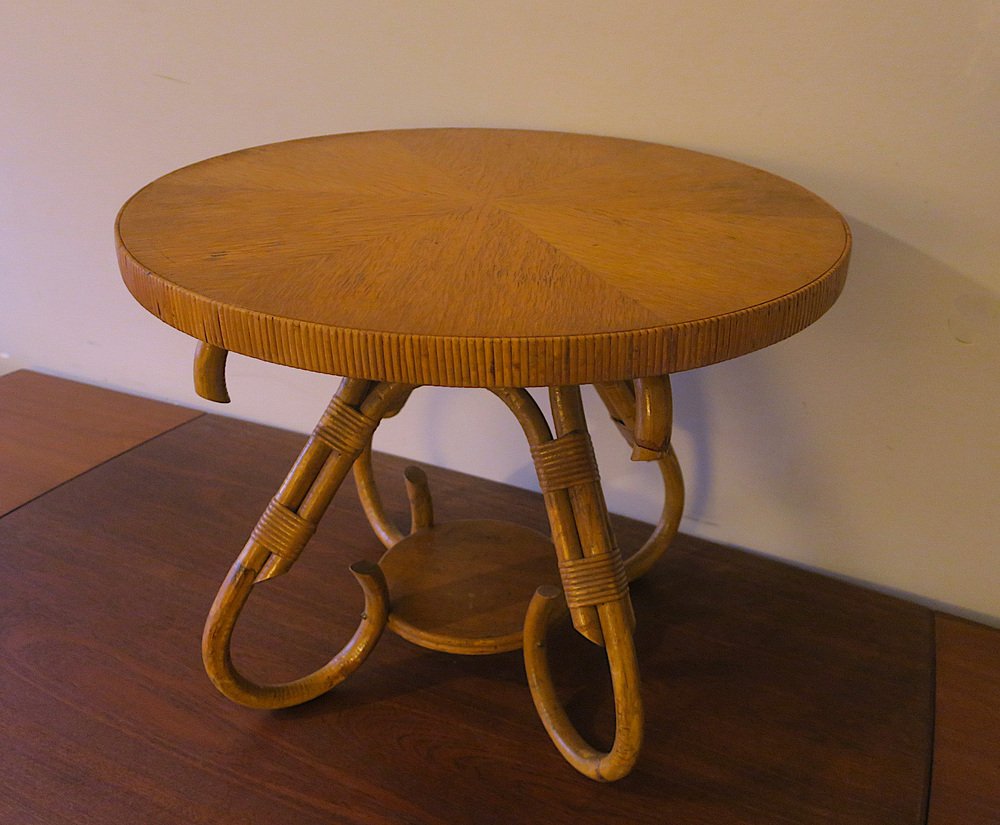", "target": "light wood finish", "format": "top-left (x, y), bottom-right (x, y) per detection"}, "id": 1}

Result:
top-left (353, 442), bottom-right (406, 548)
top-left (491, 384), bottom-right (643, 779)
top-left (492, 388), bottom-right (605, 646)
top-left (201, 376), bottom-right (663, 777)
top-left (201, 378), bottom-right (411, 708)
top-left (632, 376), bottom-right (671, 460)
top-left (928, 615), bottom-right (1000, 824)
top-left (0, 391), bottom-right (936, 823)
top-left (524, 585), bottom-right (642, 782)
top-left (403, 465), bottom-right (434, 532)
top-left (116, 128), bottom-right (850, 387)
top-left (594, 378), bottom-right (685, 581)
top-left (378, 519), bottom-right (558, 654)
top-left (193, 342), bottom-right (230, 403)
top-left (0, 369), bottom-right (200, 516)
top-left (116, 130), bottom-right (851, 781)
